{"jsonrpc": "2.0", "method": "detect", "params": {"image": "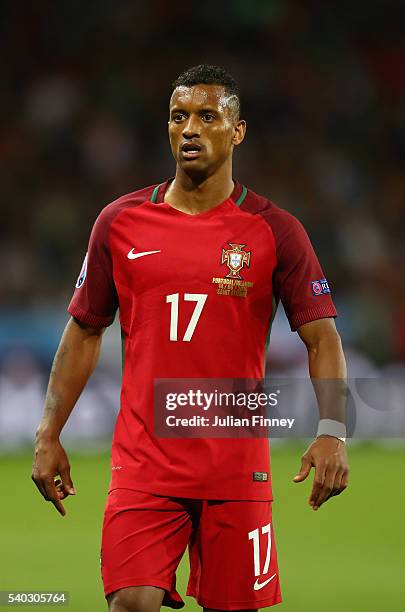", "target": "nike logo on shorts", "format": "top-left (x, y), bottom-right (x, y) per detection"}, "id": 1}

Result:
top-left (253, 573), bottom-right (276, 590)
top-left (127, 248), bottom-right (161, 260)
